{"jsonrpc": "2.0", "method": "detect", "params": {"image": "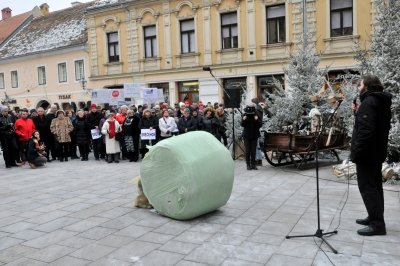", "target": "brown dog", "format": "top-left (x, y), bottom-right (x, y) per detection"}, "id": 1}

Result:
top-left (134, 178), bottom-right (152, 209)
